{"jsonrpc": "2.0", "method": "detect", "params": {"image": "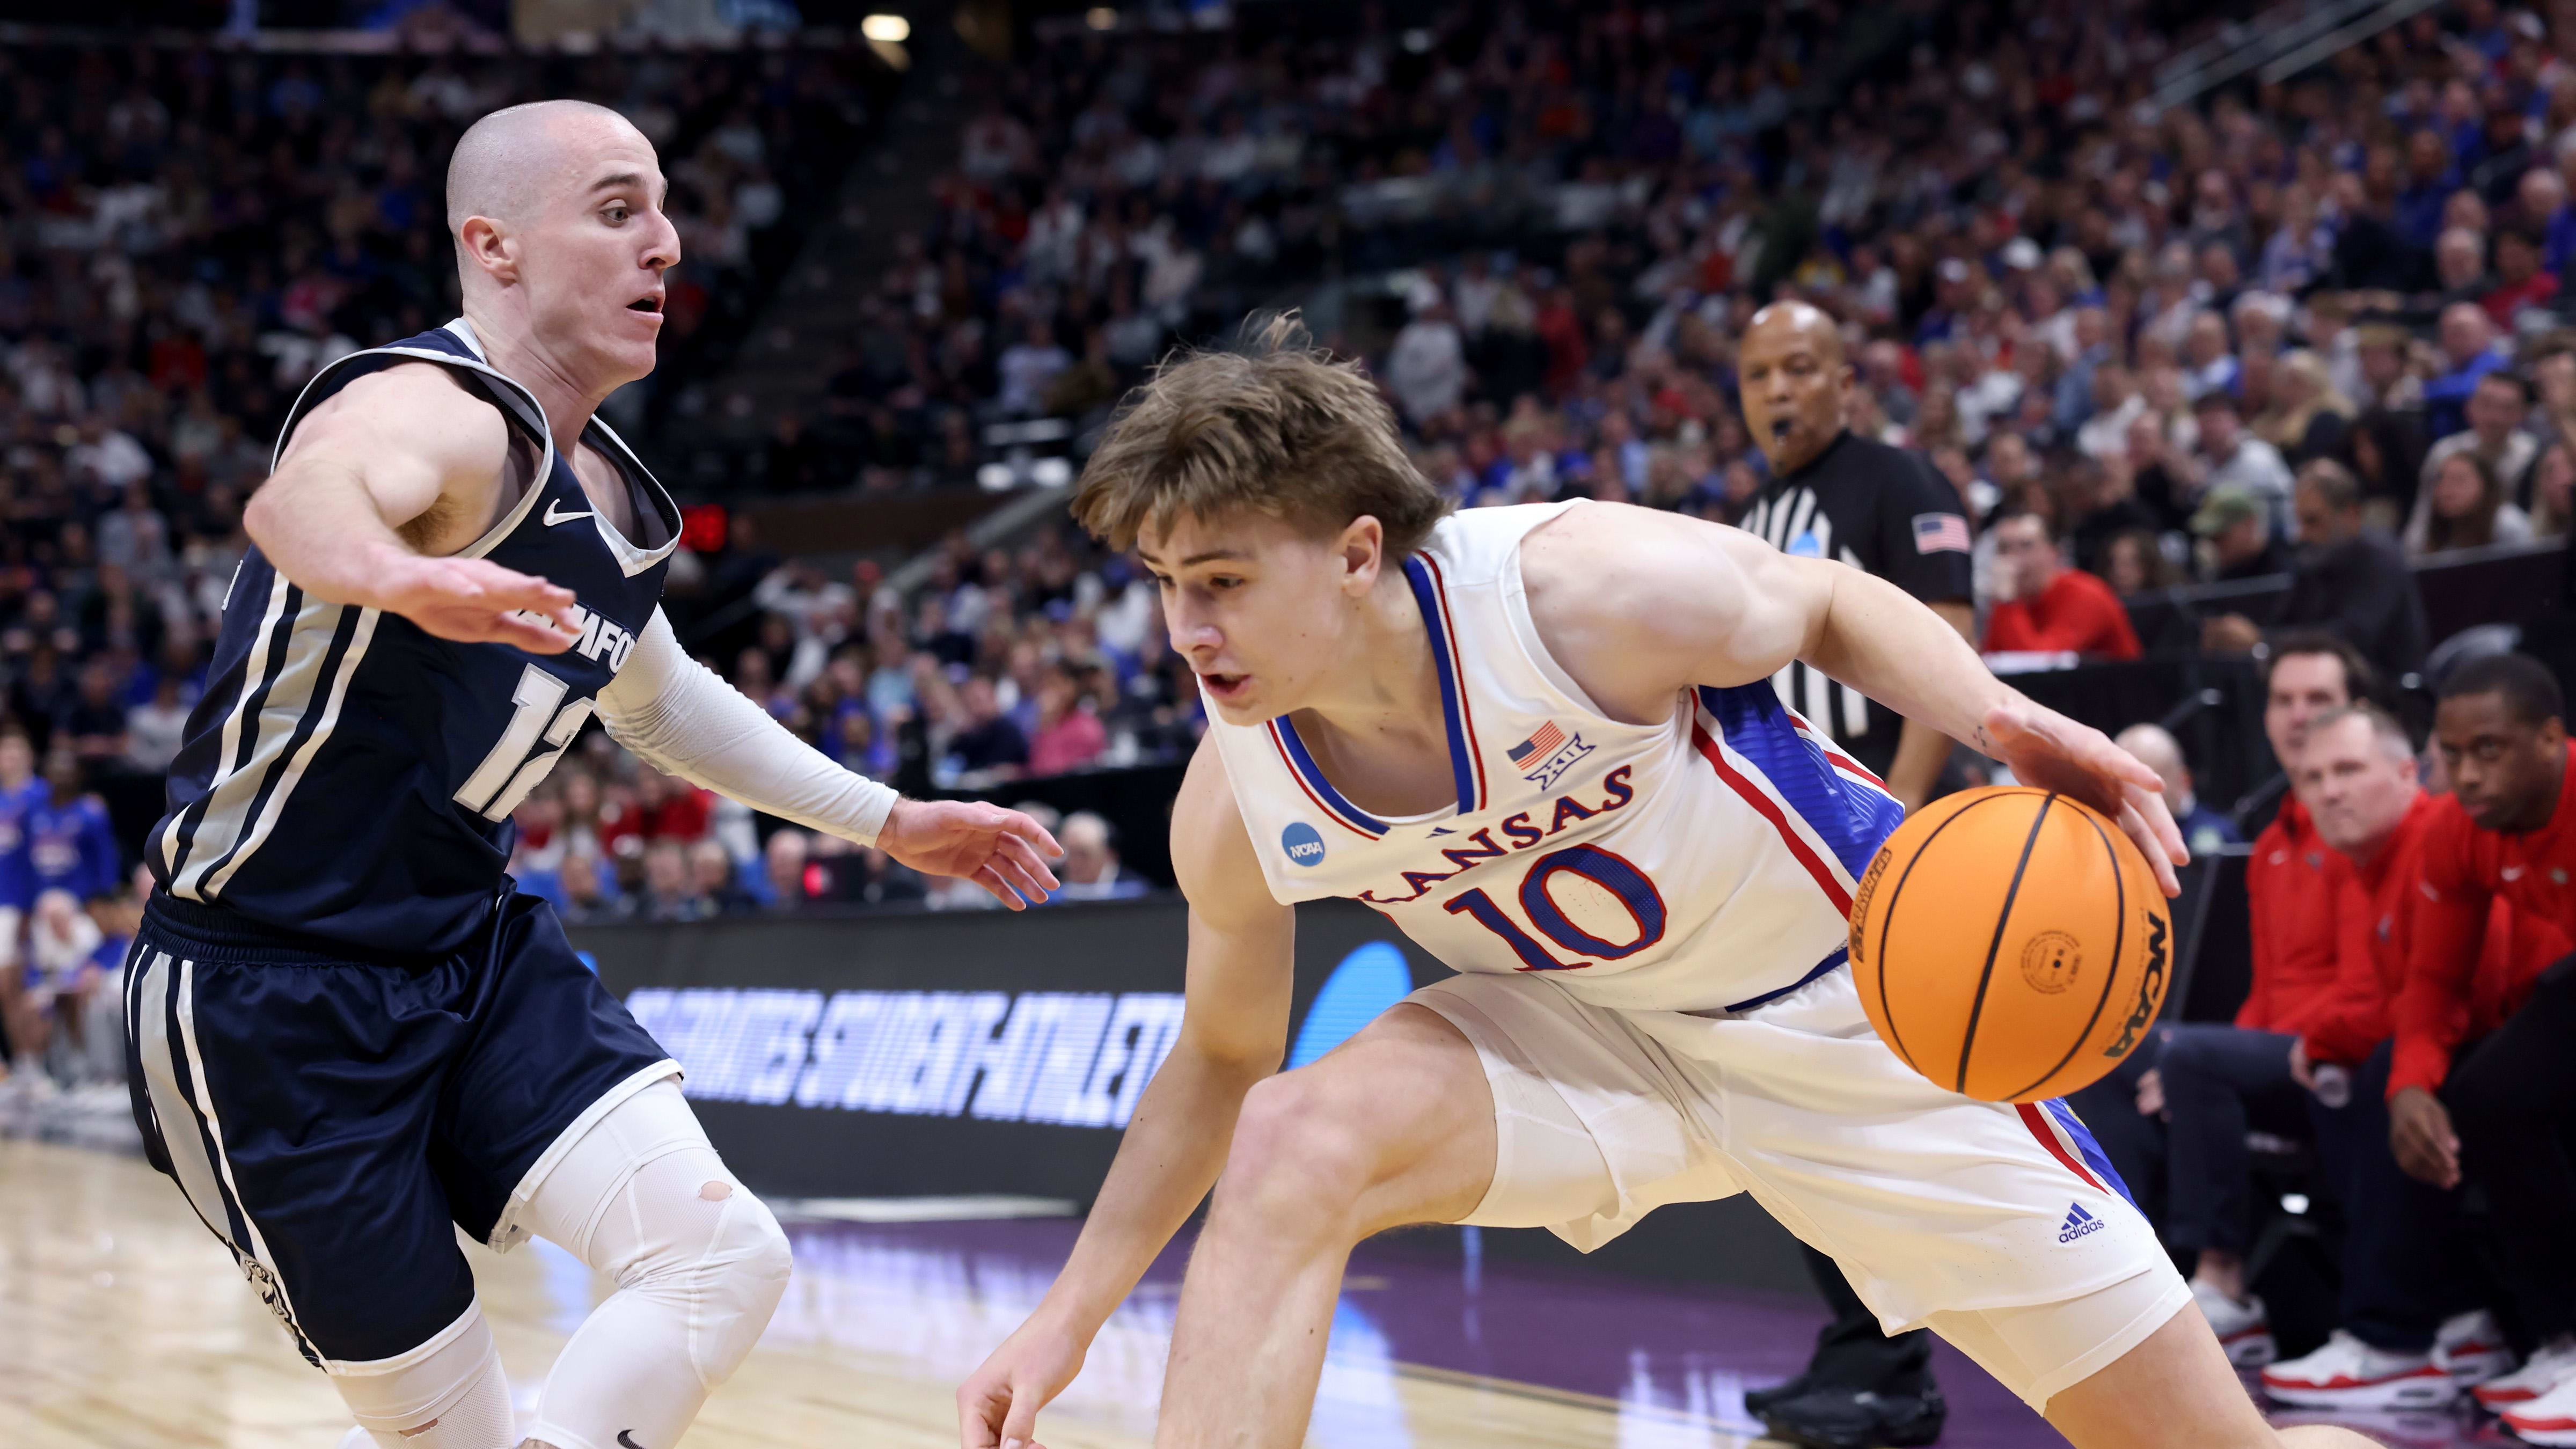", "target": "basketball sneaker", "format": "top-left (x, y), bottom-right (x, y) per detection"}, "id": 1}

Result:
top-left (2431, 1308), bottom-right (2515, 1386)
top-left (2503, 1374), bottom-right (2576, 1446)
top-left (2260, 1331), bottom-right (2458, 1409)
top-left (1757, 1383), bottom-right (1947, 1449)
top-left (1741, 1372), bottom-right (1819, 1417)
top-left (2475, 1334), bottom-right (2576, 1408)
top-left (2192, 1279), bottom-right (2275, 1367)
